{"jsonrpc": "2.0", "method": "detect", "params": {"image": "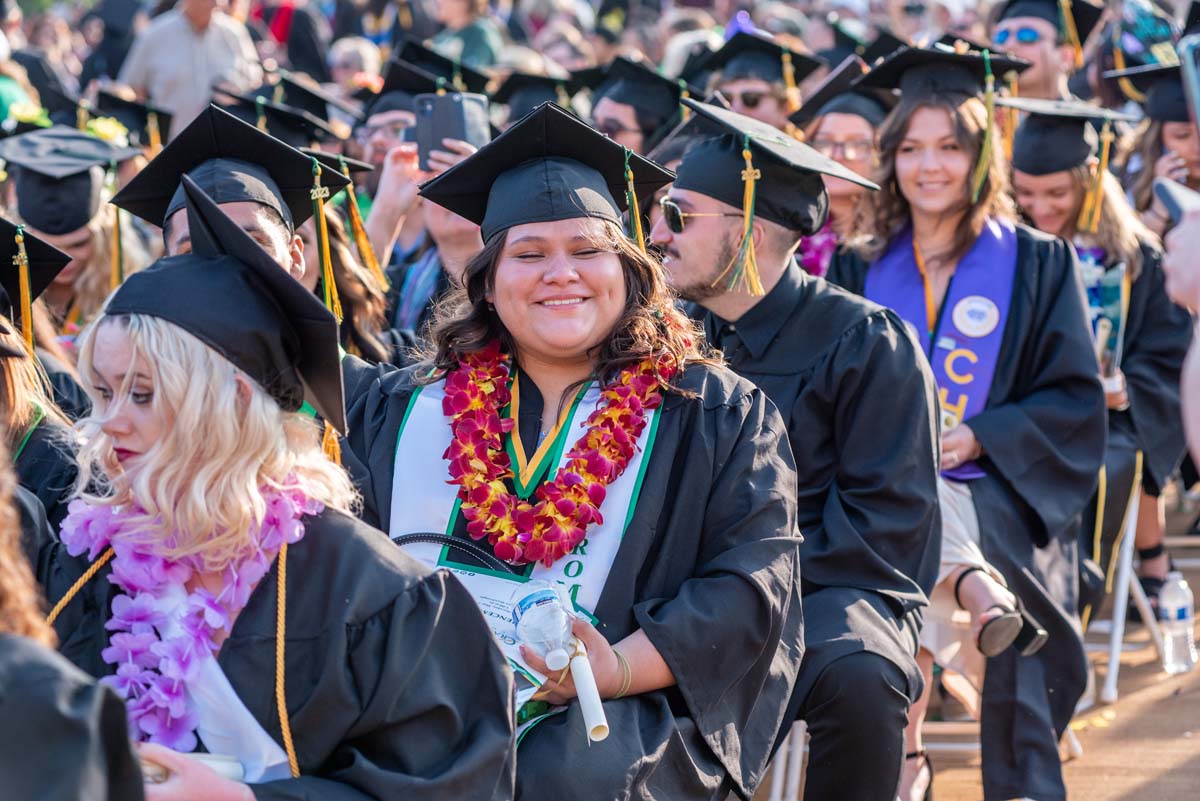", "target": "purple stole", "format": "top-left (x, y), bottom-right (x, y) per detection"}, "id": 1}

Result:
top-left (864, 218), bottom-right (1018, 480)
